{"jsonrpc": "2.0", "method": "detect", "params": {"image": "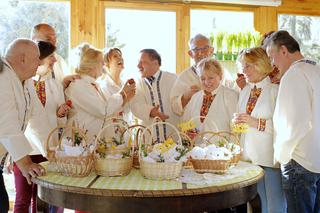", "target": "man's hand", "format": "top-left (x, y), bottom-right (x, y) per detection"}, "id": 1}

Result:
top-left (63, 74), bottom-right (81, 90)
top-left (181, 85), bottom-right (200, 108)
top-left (15, 156), bottom-right (46, 184)
top-left (150, 105), bottom-right (169, 121)
top-left (236, 73), bottom-right (247, 90)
